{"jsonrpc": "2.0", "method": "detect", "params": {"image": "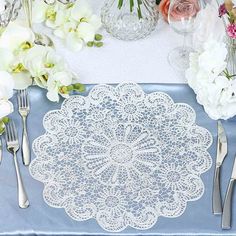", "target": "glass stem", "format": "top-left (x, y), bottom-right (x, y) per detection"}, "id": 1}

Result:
top-left (182, 33), bottom-right (187, 54)
top-left (21, 0), bottom-right (32, 29)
